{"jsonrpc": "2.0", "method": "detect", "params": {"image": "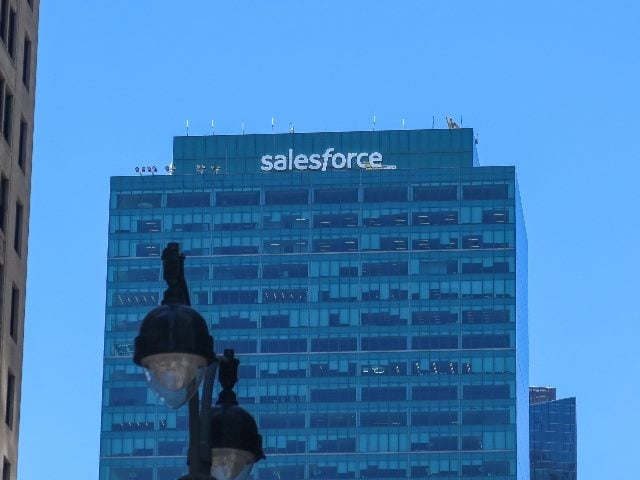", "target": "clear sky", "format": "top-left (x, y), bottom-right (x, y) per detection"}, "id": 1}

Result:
top-left (18, 1), bottom-right (639, 479)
